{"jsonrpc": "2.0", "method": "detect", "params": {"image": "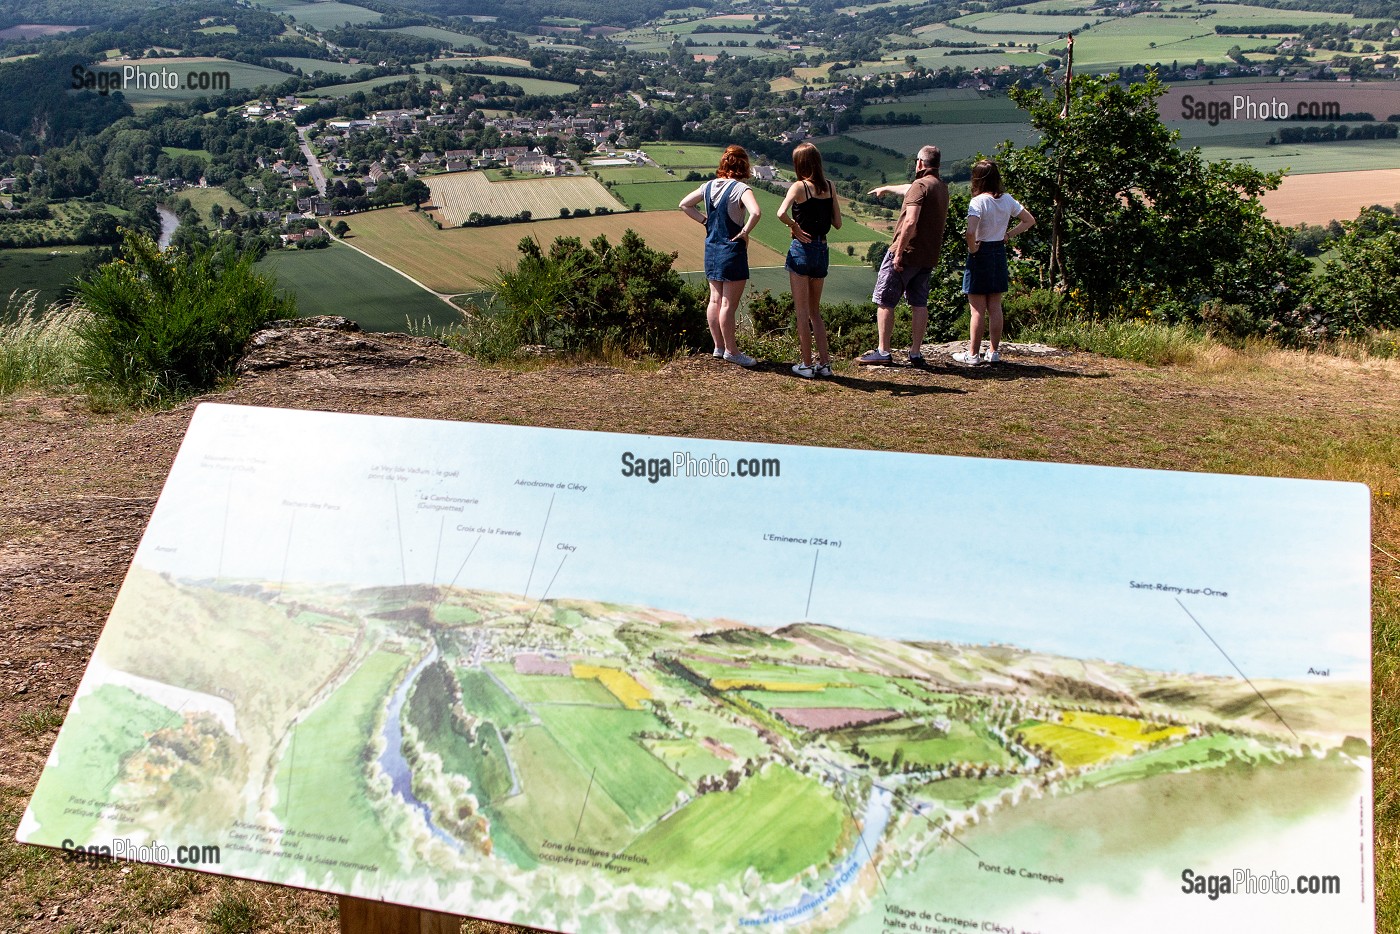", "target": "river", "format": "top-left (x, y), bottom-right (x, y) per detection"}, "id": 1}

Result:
top-left (376, 643), bottom-right (464, 852)
top-left (156, 205), bottom-right (179, 250)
